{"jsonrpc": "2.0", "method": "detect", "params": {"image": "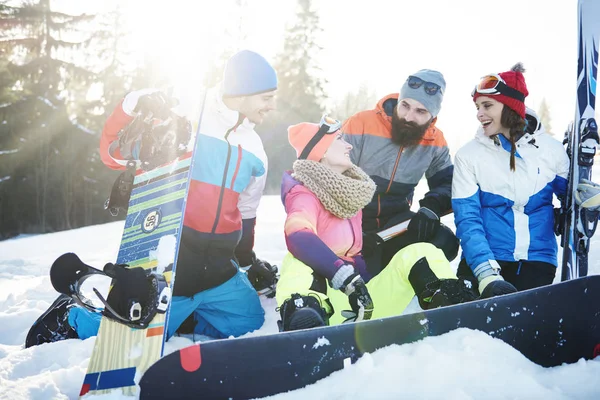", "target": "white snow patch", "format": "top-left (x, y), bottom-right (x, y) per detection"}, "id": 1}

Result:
top-left (312, 336), bottom-right (331, 349)
top-left (1, 187), bottom-right (600, 400)
top-left (128, 343), bottom-right (143, 360)
top-left (150, 235), bottom-right (177, 274)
